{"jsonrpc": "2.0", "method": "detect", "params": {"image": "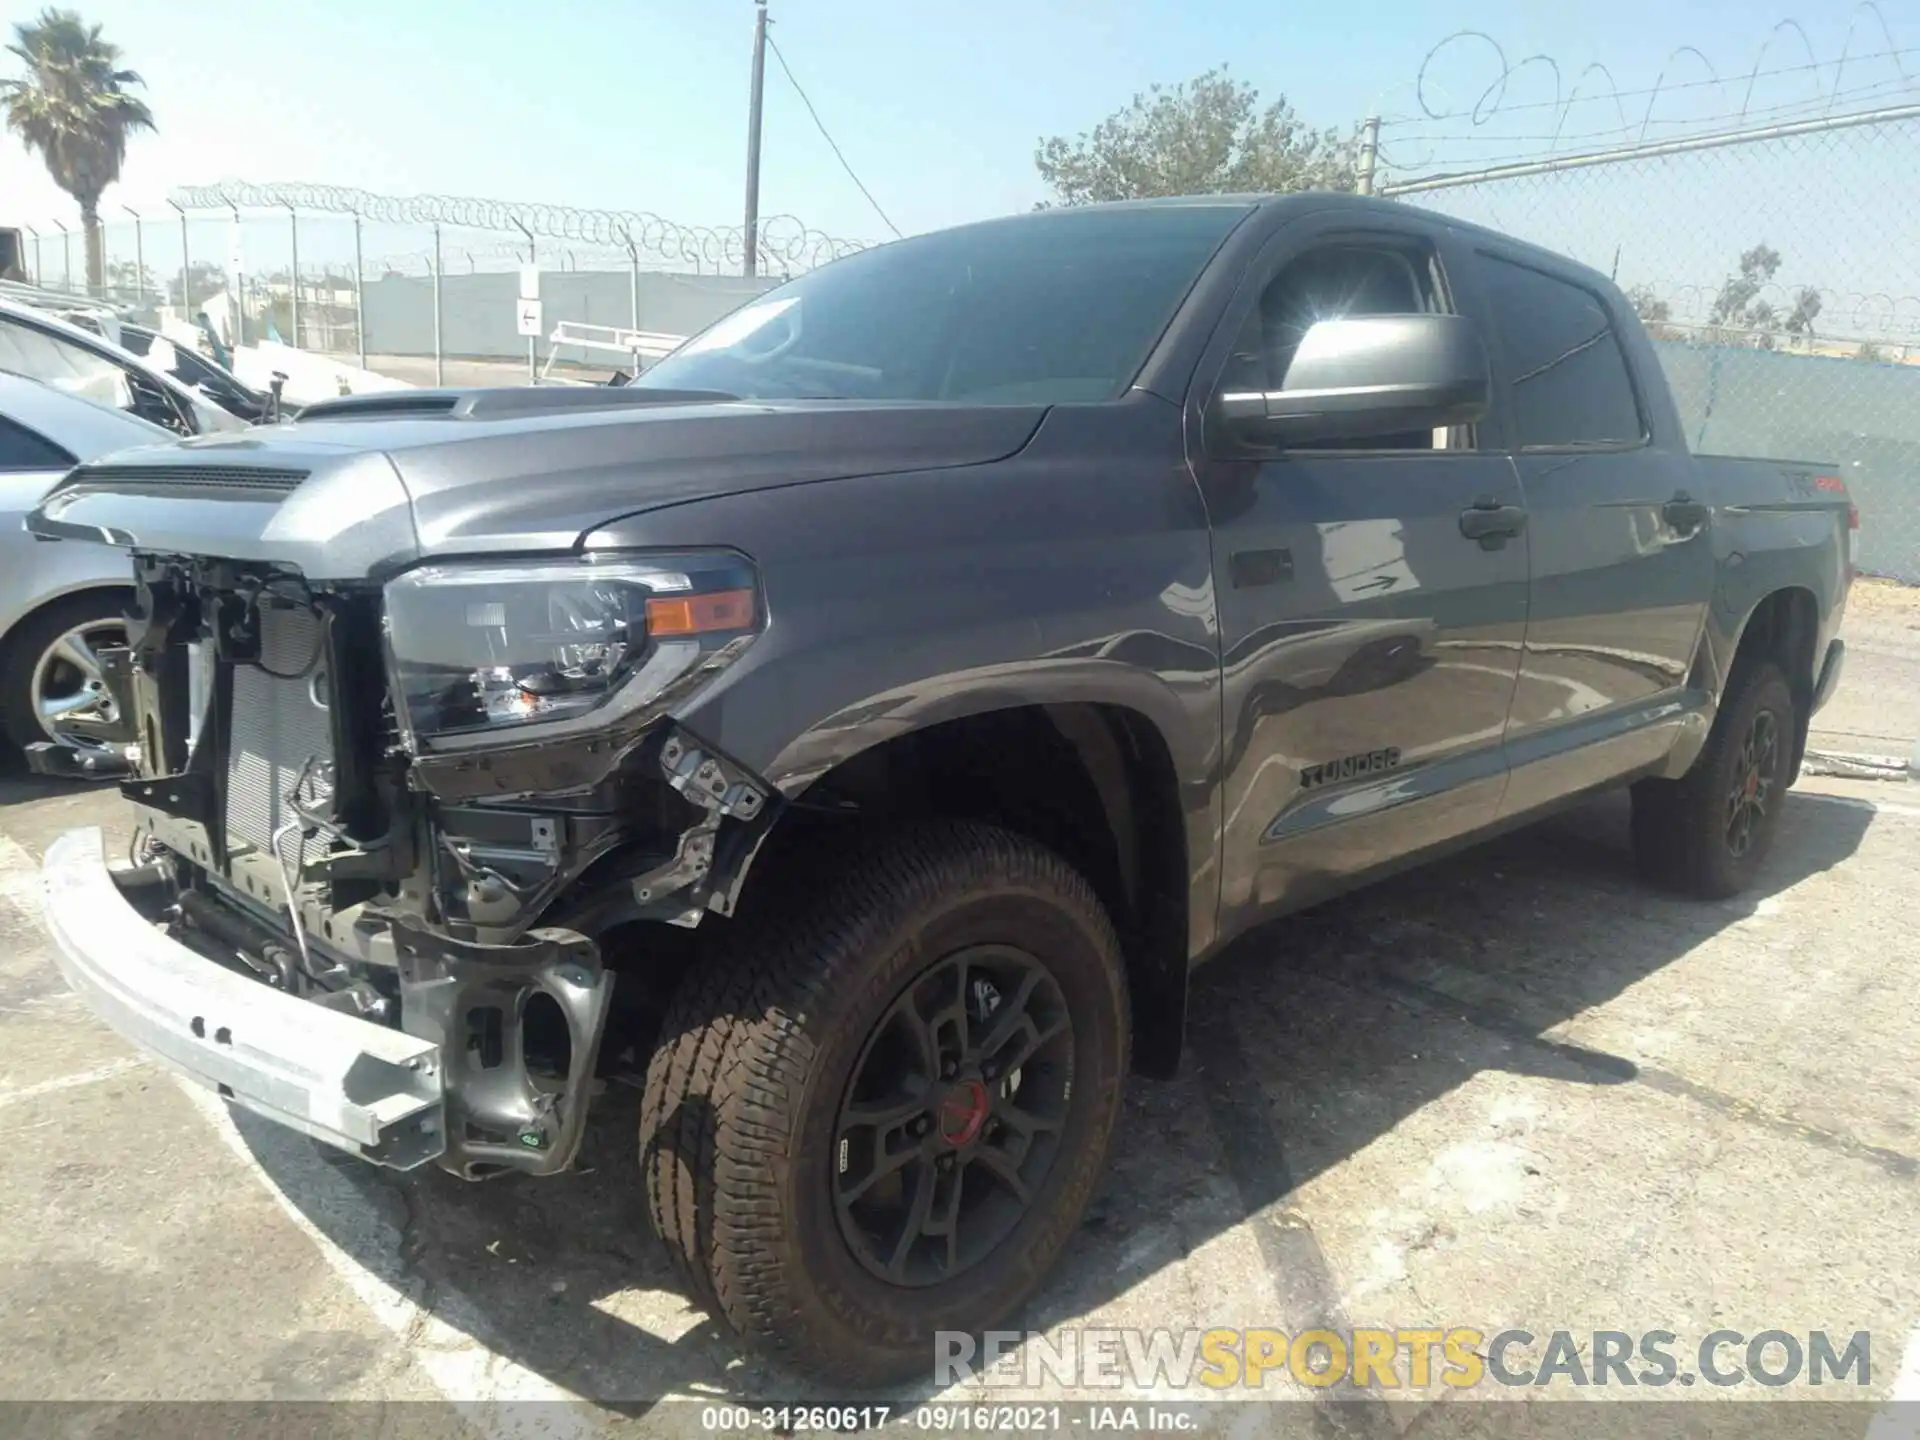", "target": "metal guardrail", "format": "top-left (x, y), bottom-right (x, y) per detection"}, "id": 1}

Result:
top-left (538, 320), bottom-right (687, 382)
